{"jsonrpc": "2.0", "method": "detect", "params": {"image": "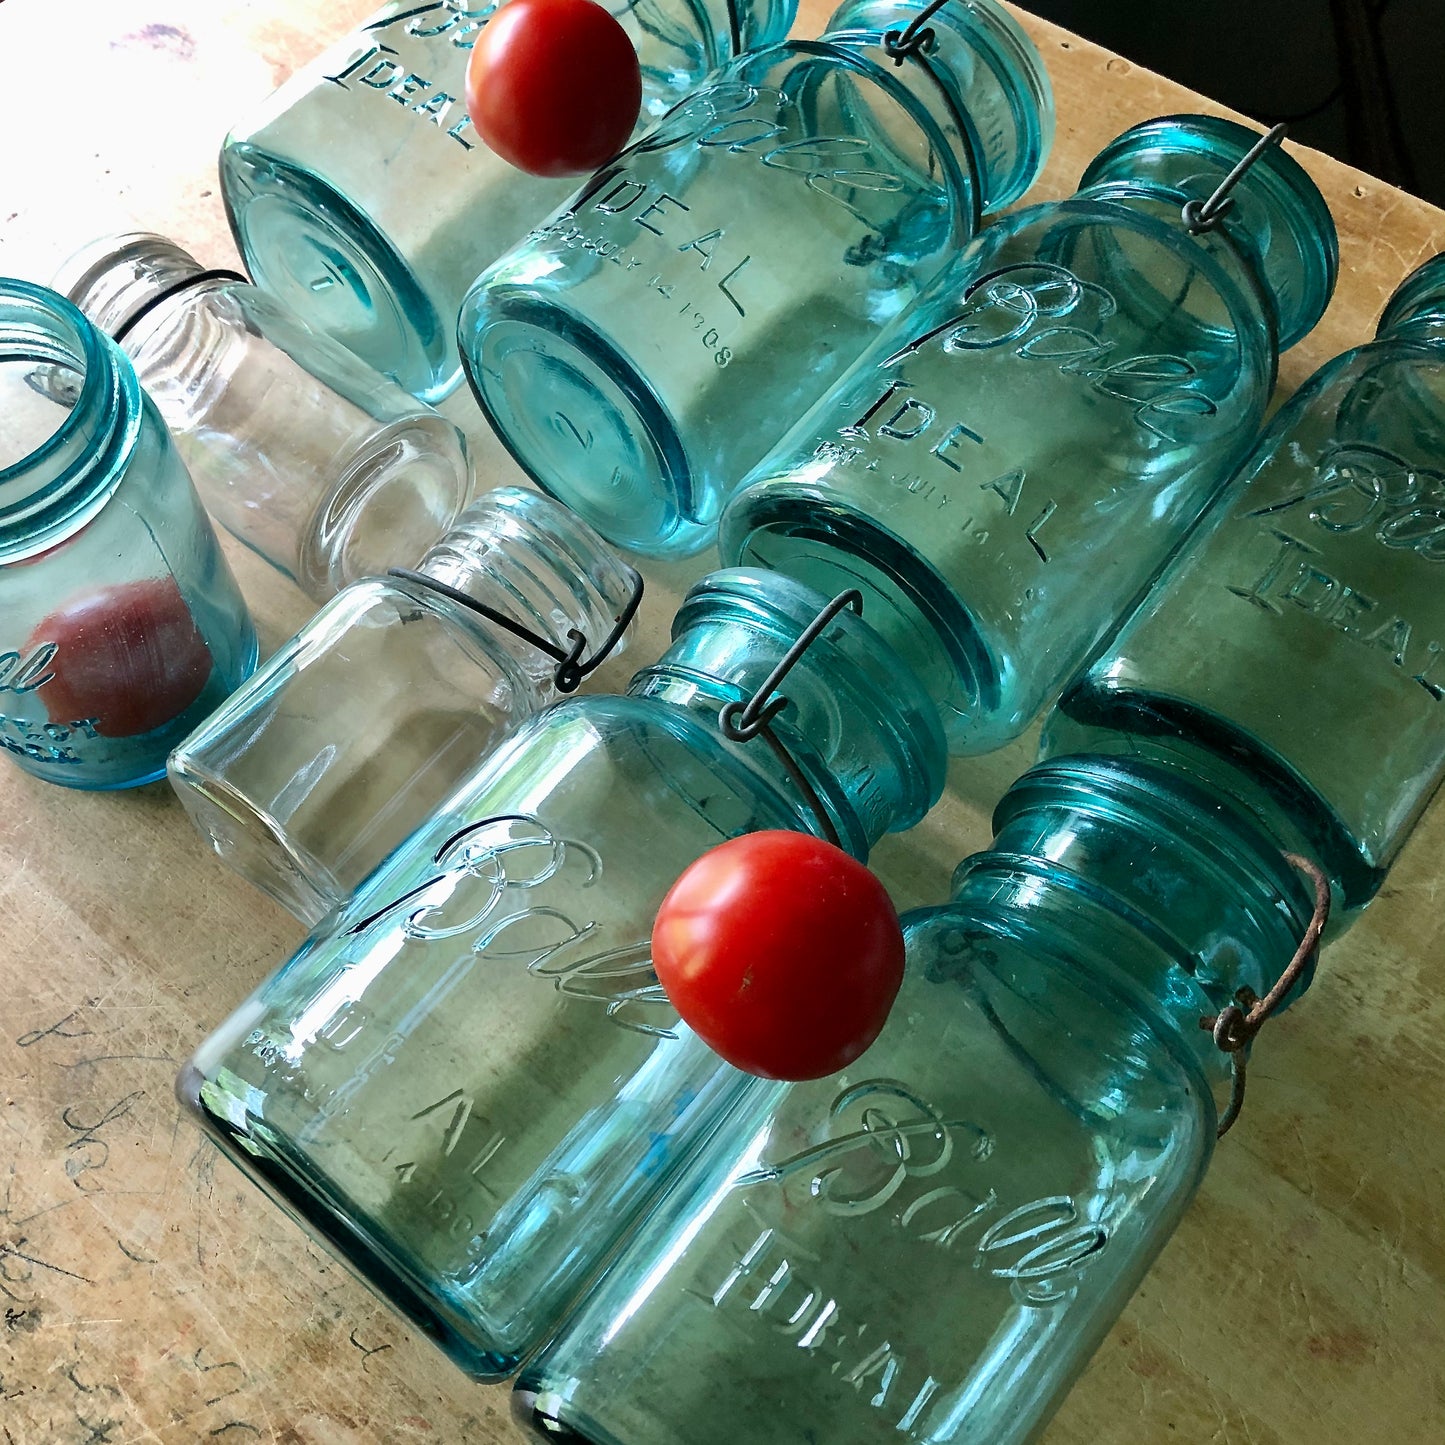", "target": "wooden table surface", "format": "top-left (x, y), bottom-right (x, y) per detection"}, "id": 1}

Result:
top-left (2, 2), bottom-right (1444, 1441)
